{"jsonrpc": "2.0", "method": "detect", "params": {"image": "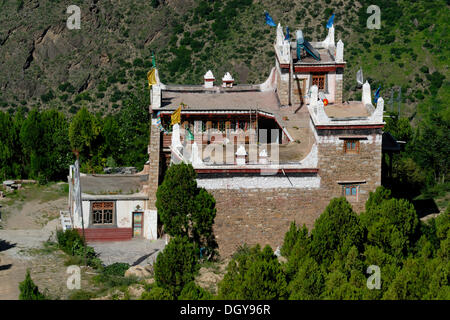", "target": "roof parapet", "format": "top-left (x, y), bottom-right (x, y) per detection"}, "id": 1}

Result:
top-left (336, 39), bottom-right (344, 62)
top-left (362, 81), bottom-right (372, 106)
top-left (320, 25), bottom-right (335, 50)
top-left (275, 23), bottom-right (291, 65)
